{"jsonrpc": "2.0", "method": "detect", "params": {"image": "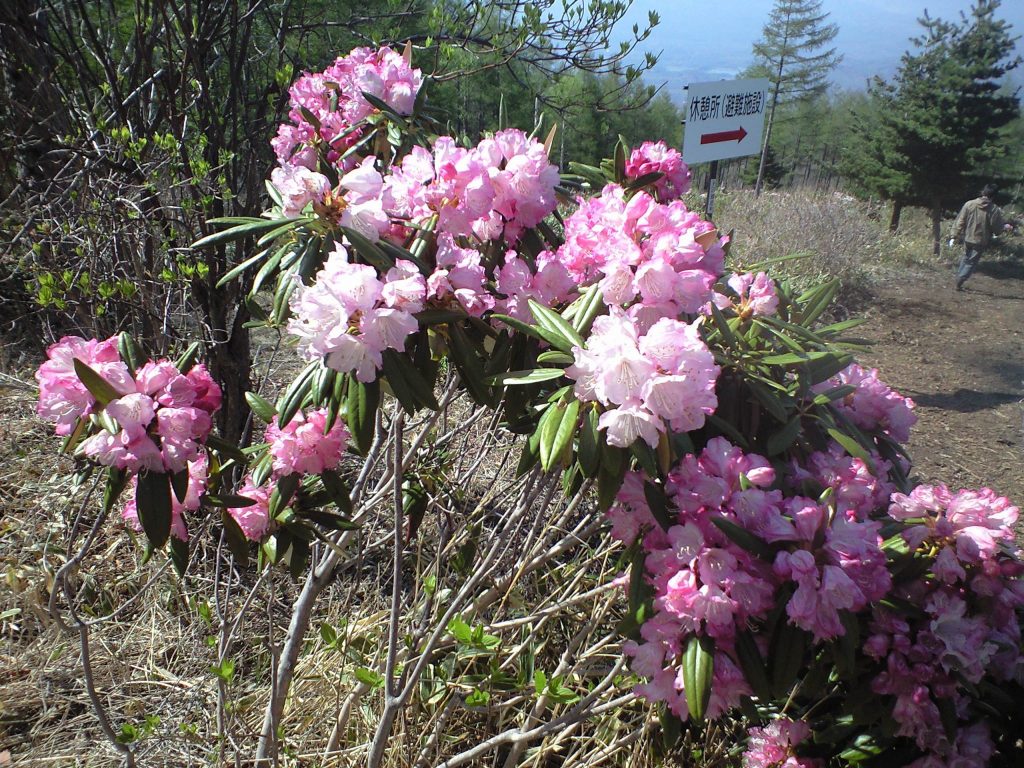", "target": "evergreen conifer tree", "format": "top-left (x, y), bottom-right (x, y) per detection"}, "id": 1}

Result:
top-left (748, 0), bottom-right (841, 195)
